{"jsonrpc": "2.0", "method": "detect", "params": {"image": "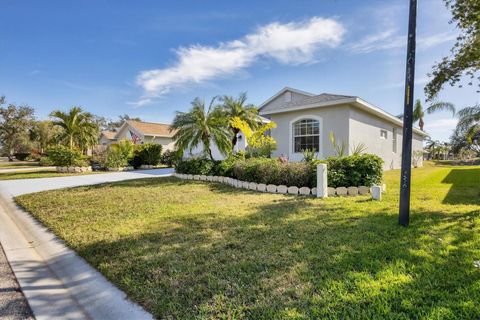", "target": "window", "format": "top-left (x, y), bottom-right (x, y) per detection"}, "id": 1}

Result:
top-left (392, 128), bottom-right (397, 153)
top-left (380, 129), bottom-right (388, 139)
top-left (293, 119), bottom-right (319, 153)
